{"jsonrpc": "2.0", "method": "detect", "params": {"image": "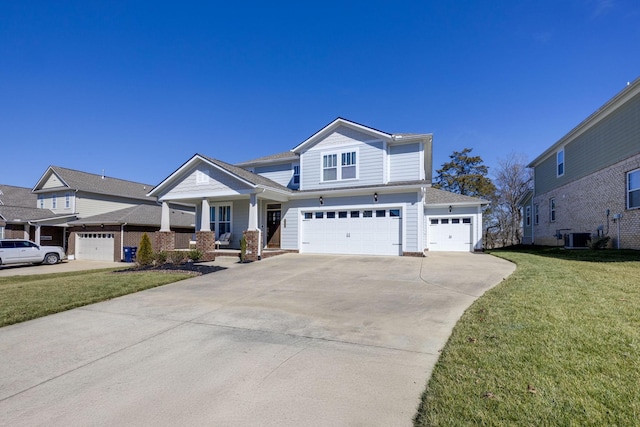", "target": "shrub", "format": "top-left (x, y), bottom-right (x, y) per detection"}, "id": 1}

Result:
top-left (167, 251), bottom-right (186, 264)
top-left (154, 250), bottom-right (168, 264)
top-left (187, 249), bottom-right (203, 262)
top-left (590, 235), bottom-right (611, 250)
top-left (240, 235), bottom-right (247, 262)
top-left (137, 233), bottom-right (154, 266)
